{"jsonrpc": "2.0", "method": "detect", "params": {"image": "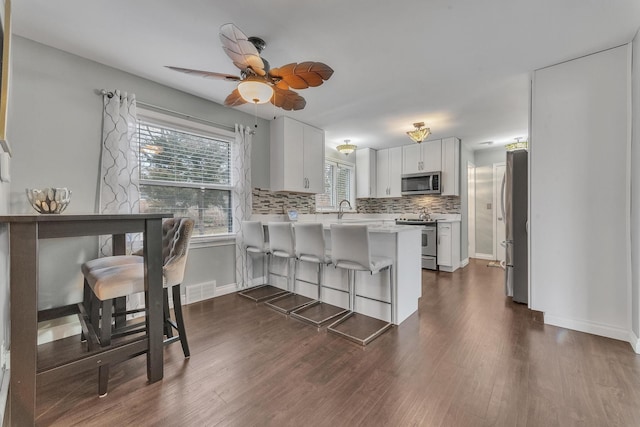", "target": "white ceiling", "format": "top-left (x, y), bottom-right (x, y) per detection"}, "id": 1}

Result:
top-left (11, 1), bottom-right (640, 151)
